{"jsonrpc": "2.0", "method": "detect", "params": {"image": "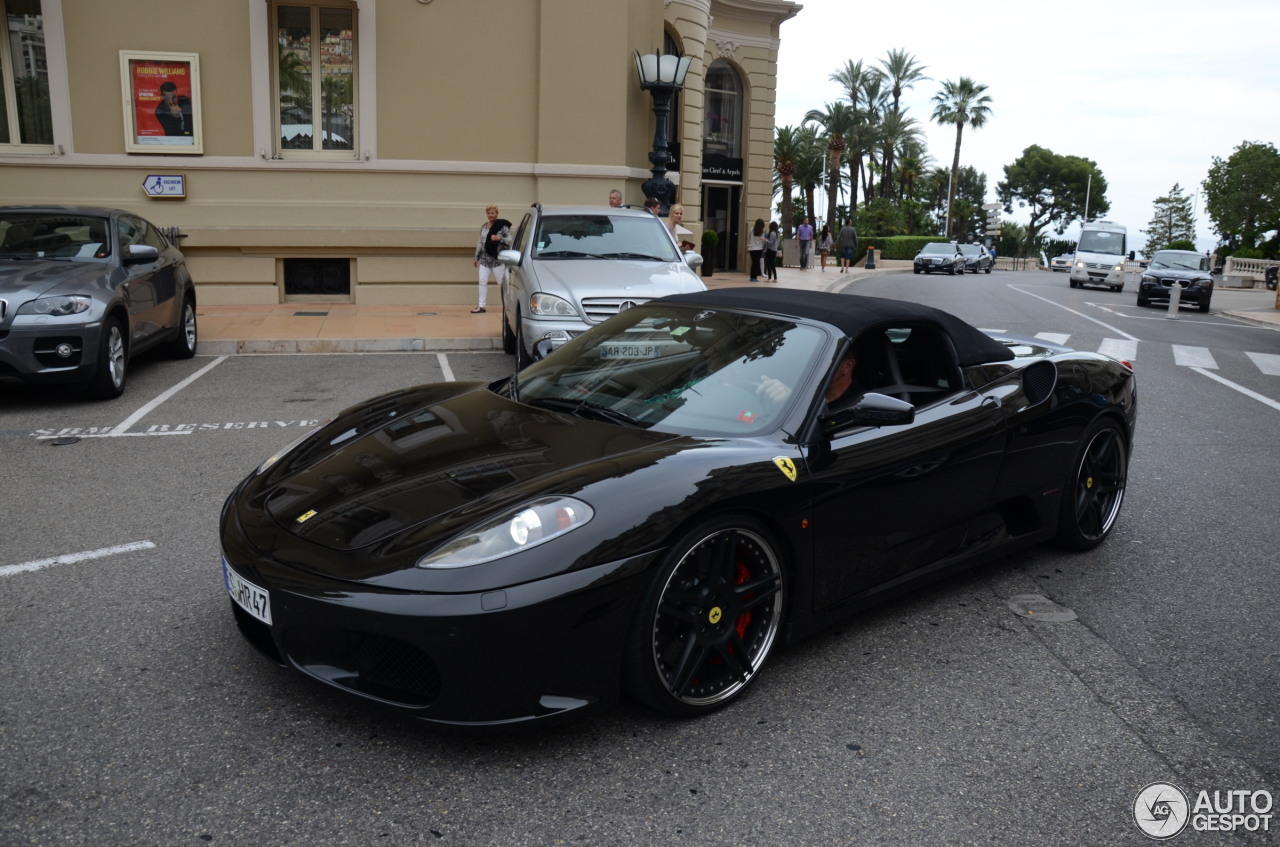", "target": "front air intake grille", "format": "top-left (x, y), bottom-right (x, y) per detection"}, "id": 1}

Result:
top-left (1022, 360), bottom-right (1058, 407)
top-left (343, 631), bottom-right (442, 706)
